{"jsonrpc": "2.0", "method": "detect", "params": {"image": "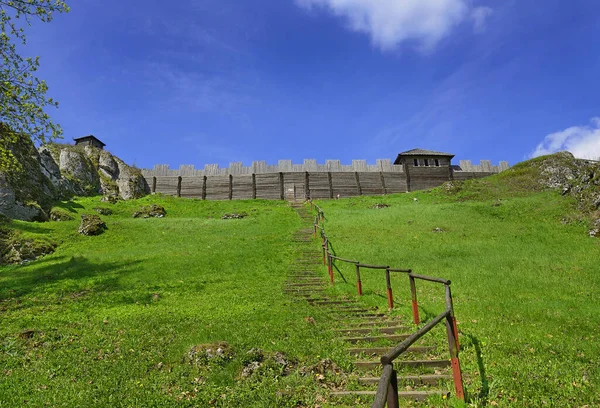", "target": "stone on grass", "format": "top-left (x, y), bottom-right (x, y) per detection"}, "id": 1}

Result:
top-left (78, 214), bottom-right (107, 236)
top-left (185, 342), bottom-right (234, 368)
top-left (0, 227), bottom-right (56, 265)
top-left (221, 212), bottom-right (248, 220)
top-left (49, 208), bottom-right (74, 221)
top-left (93, 207), bottom-right (113, 215)
top-left (371, 203), bottom-right (389, 209)
top-left (132, 204), bottom-right (166, 218)
top-left (240, 349), bottom-right (294, 379)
